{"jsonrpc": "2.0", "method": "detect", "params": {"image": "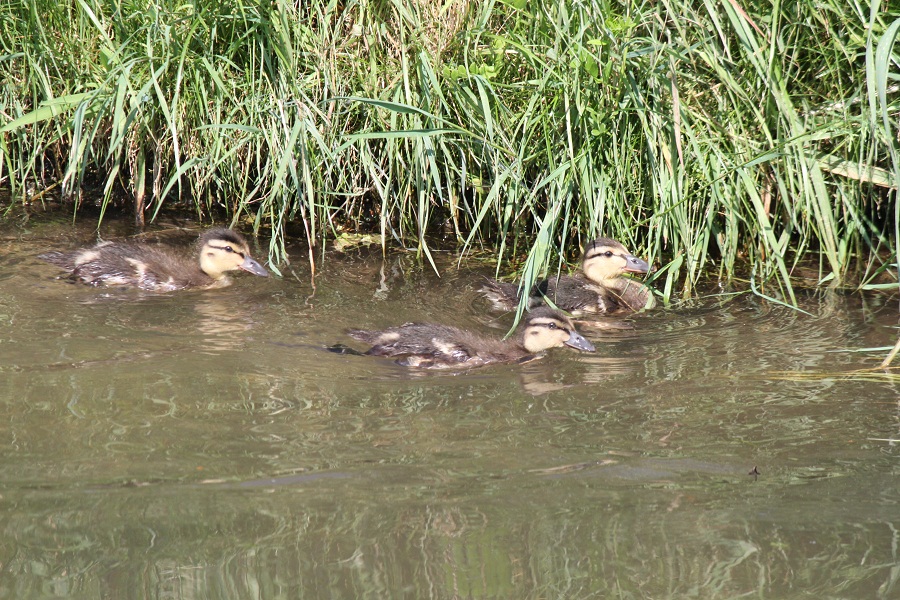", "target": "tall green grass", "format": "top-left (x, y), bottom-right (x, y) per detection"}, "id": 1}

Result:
top-left (1, 0), bottom-right (899, 301)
